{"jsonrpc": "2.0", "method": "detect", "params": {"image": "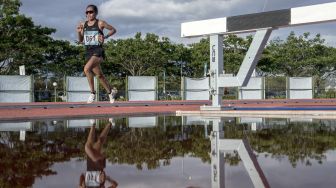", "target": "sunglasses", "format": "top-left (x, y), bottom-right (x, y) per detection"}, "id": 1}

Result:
top-left (85, 10), bottom-right (95, 14)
